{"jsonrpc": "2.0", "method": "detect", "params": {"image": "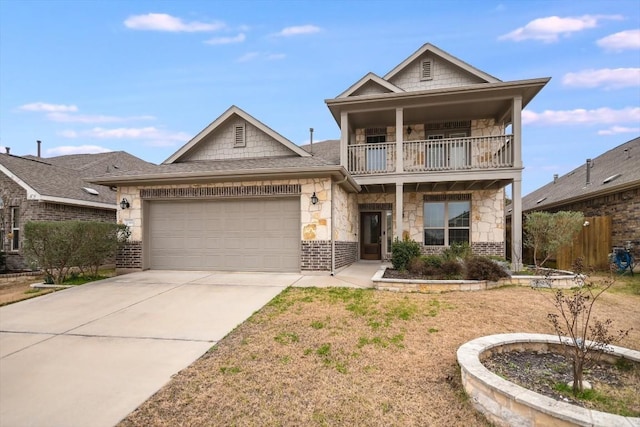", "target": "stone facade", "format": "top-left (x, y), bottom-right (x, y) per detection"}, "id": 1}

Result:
top-left (117, 177), bottom-right (357, 272)
top-left (1, 174), bottom-right (114, 270)
top-left (388, 53), bottom-right (485, 92)
top-left (181, 118), bottom-right (295, 161)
